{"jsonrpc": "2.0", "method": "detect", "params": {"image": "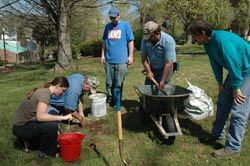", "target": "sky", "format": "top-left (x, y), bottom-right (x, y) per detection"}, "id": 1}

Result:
top-left (0, 0), bottom-right (140, 24)
top-left (98, 0), bottom-right (139, 22)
